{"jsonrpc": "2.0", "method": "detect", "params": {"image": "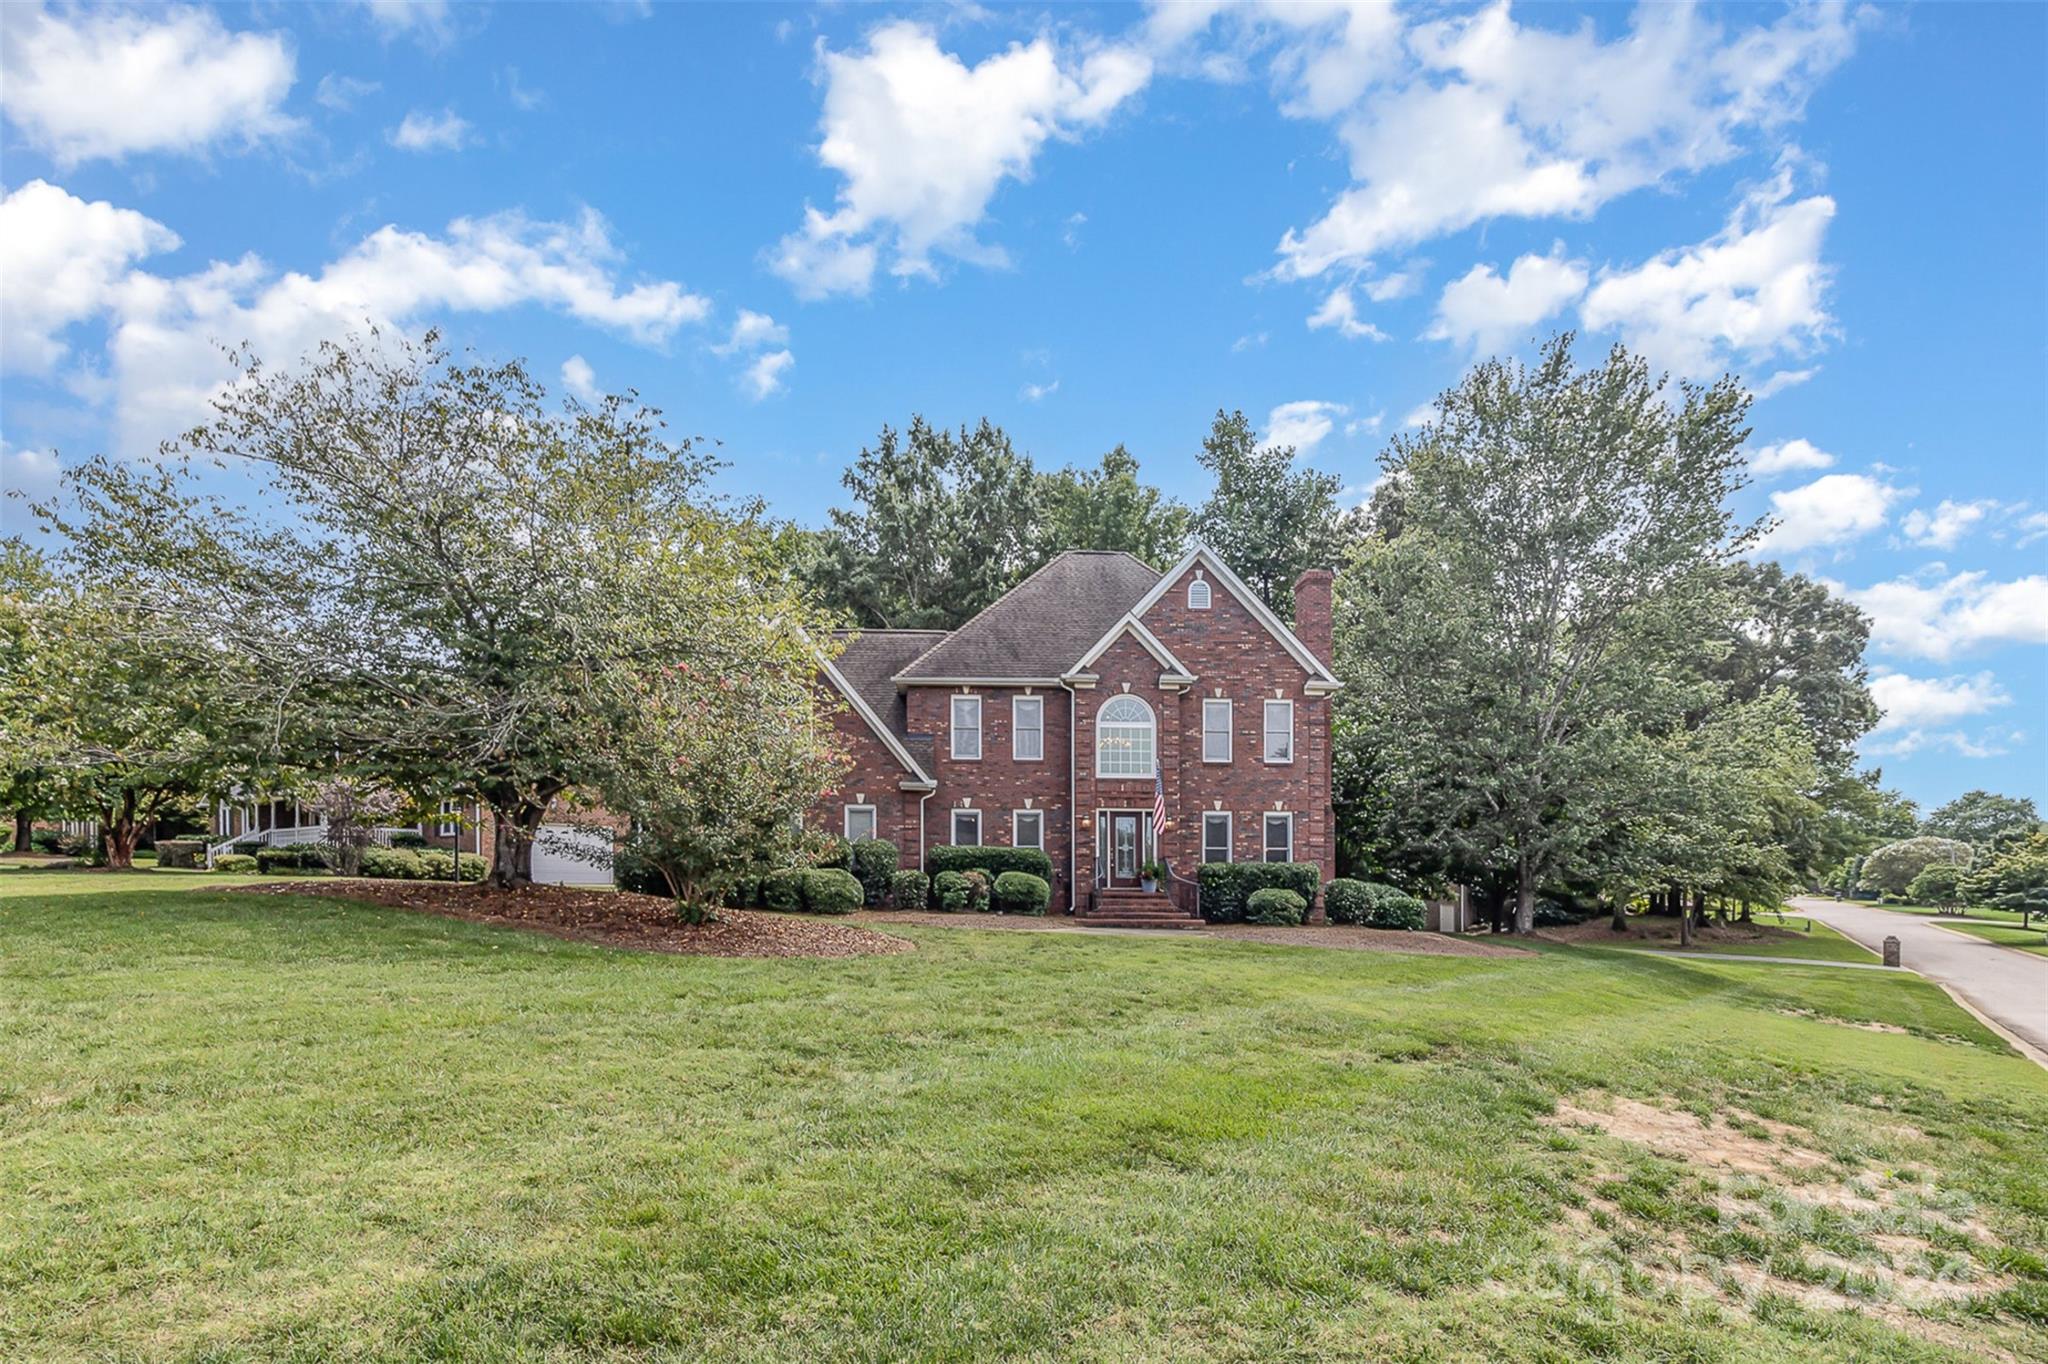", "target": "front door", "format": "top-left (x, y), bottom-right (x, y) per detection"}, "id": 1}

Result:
top-left (1110, 813), bottom-right (1141, 886)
